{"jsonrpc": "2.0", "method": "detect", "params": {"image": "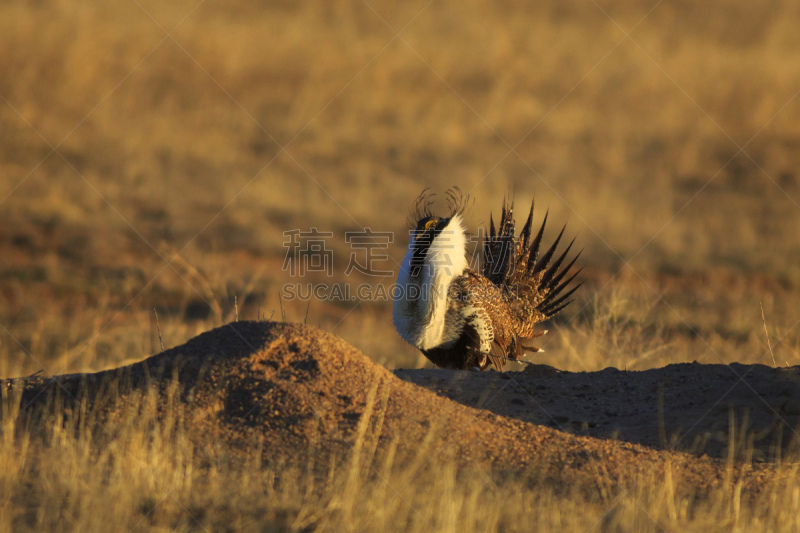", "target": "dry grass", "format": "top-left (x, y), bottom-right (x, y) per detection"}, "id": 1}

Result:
top-left (3, 0), bottom-right (800, 530)
top-left (2, 378), bottom-right (800, 533)
top-left (3, 0), bottom-right (800, 377)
